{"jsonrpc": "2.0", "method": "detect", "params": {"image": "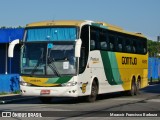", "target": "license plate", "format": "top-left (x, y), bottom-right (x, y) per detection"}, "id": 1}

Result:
top-left (40, 90), bottom-right (50, 95)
